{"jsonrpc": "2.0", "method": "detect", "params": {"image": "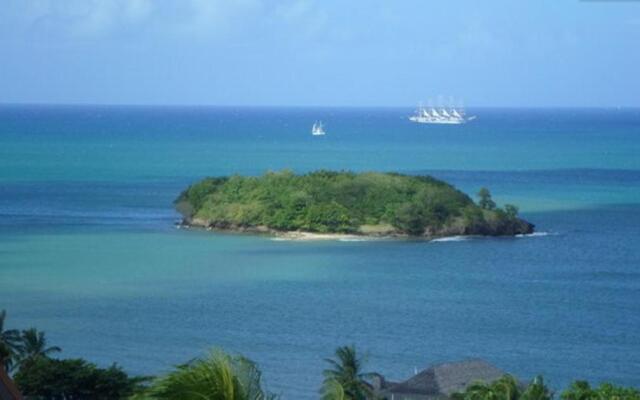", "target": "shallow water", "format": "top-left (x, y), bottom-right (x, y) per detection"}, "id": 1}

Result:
top-left (1, 106), bottom-right (639, 398)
